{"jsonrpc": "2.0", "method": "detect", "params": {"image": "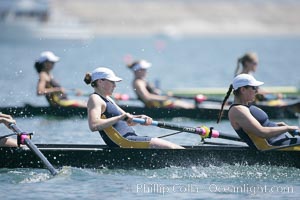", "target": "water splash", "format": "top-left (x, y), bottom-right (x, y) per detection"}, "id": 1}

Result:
top-left (86, 164), bottom-right (300, 182)
top-left (20, 172), bottom-right (50, 183)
